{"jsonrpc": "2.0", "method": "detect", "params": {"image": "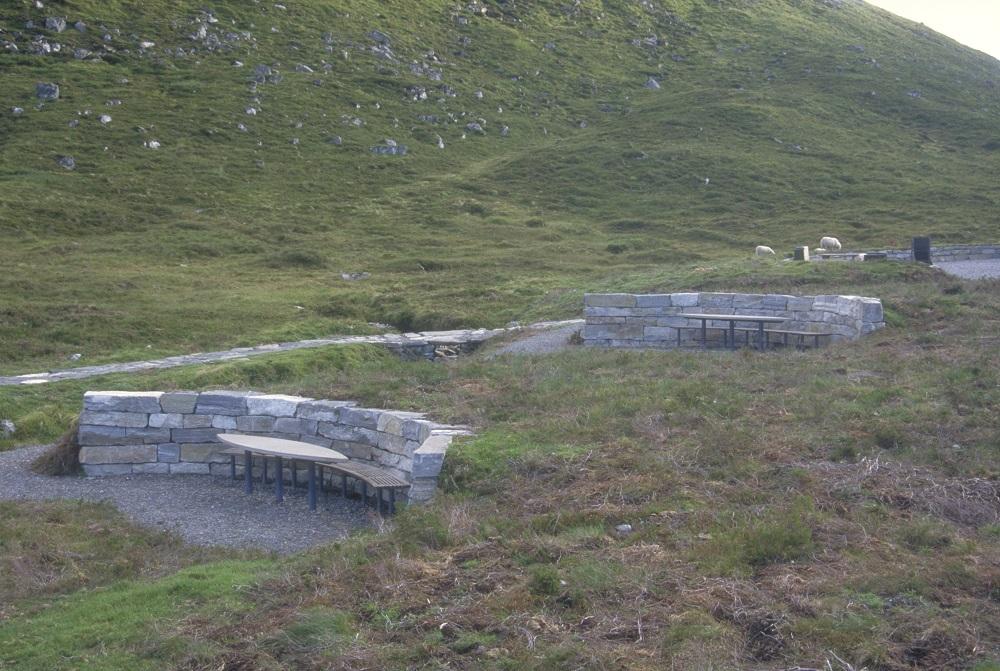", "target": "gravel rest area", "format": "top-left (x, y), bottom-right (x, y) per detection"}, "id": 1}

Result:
top-left (936, 260), bottom-right (1000, 280)
top-left (485, 321), bottom-right (583, 358)
top-left (0, 445), bottom-right (371, 554)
